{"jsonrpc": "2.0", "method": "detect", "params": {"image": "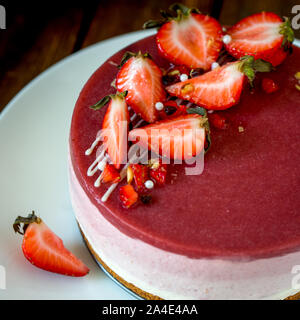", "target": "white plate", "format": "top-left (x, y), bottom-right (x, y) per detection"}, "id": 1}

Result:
top-left (0, 29), bottom-right (155, 300)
